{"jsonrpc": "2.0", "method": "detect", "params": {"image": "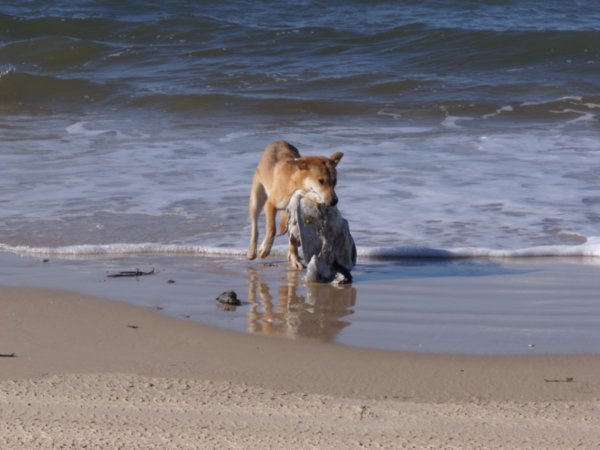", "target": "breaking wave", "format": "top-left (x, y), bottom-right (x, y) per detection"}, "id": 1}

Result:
top-left (2, 237), bottom-right (599, 260)
top-left (2, 4), bottom-right (598, 121)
